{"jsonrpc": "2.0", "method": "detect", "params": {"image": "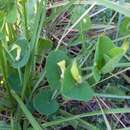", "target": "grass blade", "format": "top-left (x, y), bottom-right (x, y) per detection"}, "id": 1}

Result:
top-left (116, 128), bottom-right (130, 130)
top-left (50, 0), bottom-right (130, 17)
top-left (42, 108), bottom-right (130, 128)
top-left (11, 90), bottom-right (42, 130)
top-left (60, 110), bottom-right (100, 130)
top-left (95, 93), bottom-right (130, 100)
